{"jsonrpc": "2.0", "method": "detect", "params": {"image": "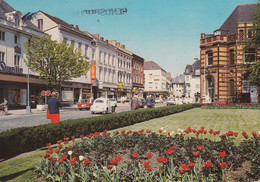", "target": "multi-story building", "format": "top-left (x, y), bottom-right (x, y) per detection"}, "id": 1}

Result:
top-left (0, 0), bottom-right (45, 109)
top-left (166, 72), bottom-right (173, 95)
top-left (91, 34), bottom-right (118, 99)
top-left (144, 61), bottom-right (167, 98)
top-left (183, 58), bottom-right (200, 102)
top-left (172, 73), bottom-right (185, 98)
top-left (200, 4), bottom-right (259, 103)
top-left (132, 53), bottom-right (144, 97)
top-left (109, 40), bottom-right (132, 101)
top-left (30, 11), bottom-right (94, 103)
